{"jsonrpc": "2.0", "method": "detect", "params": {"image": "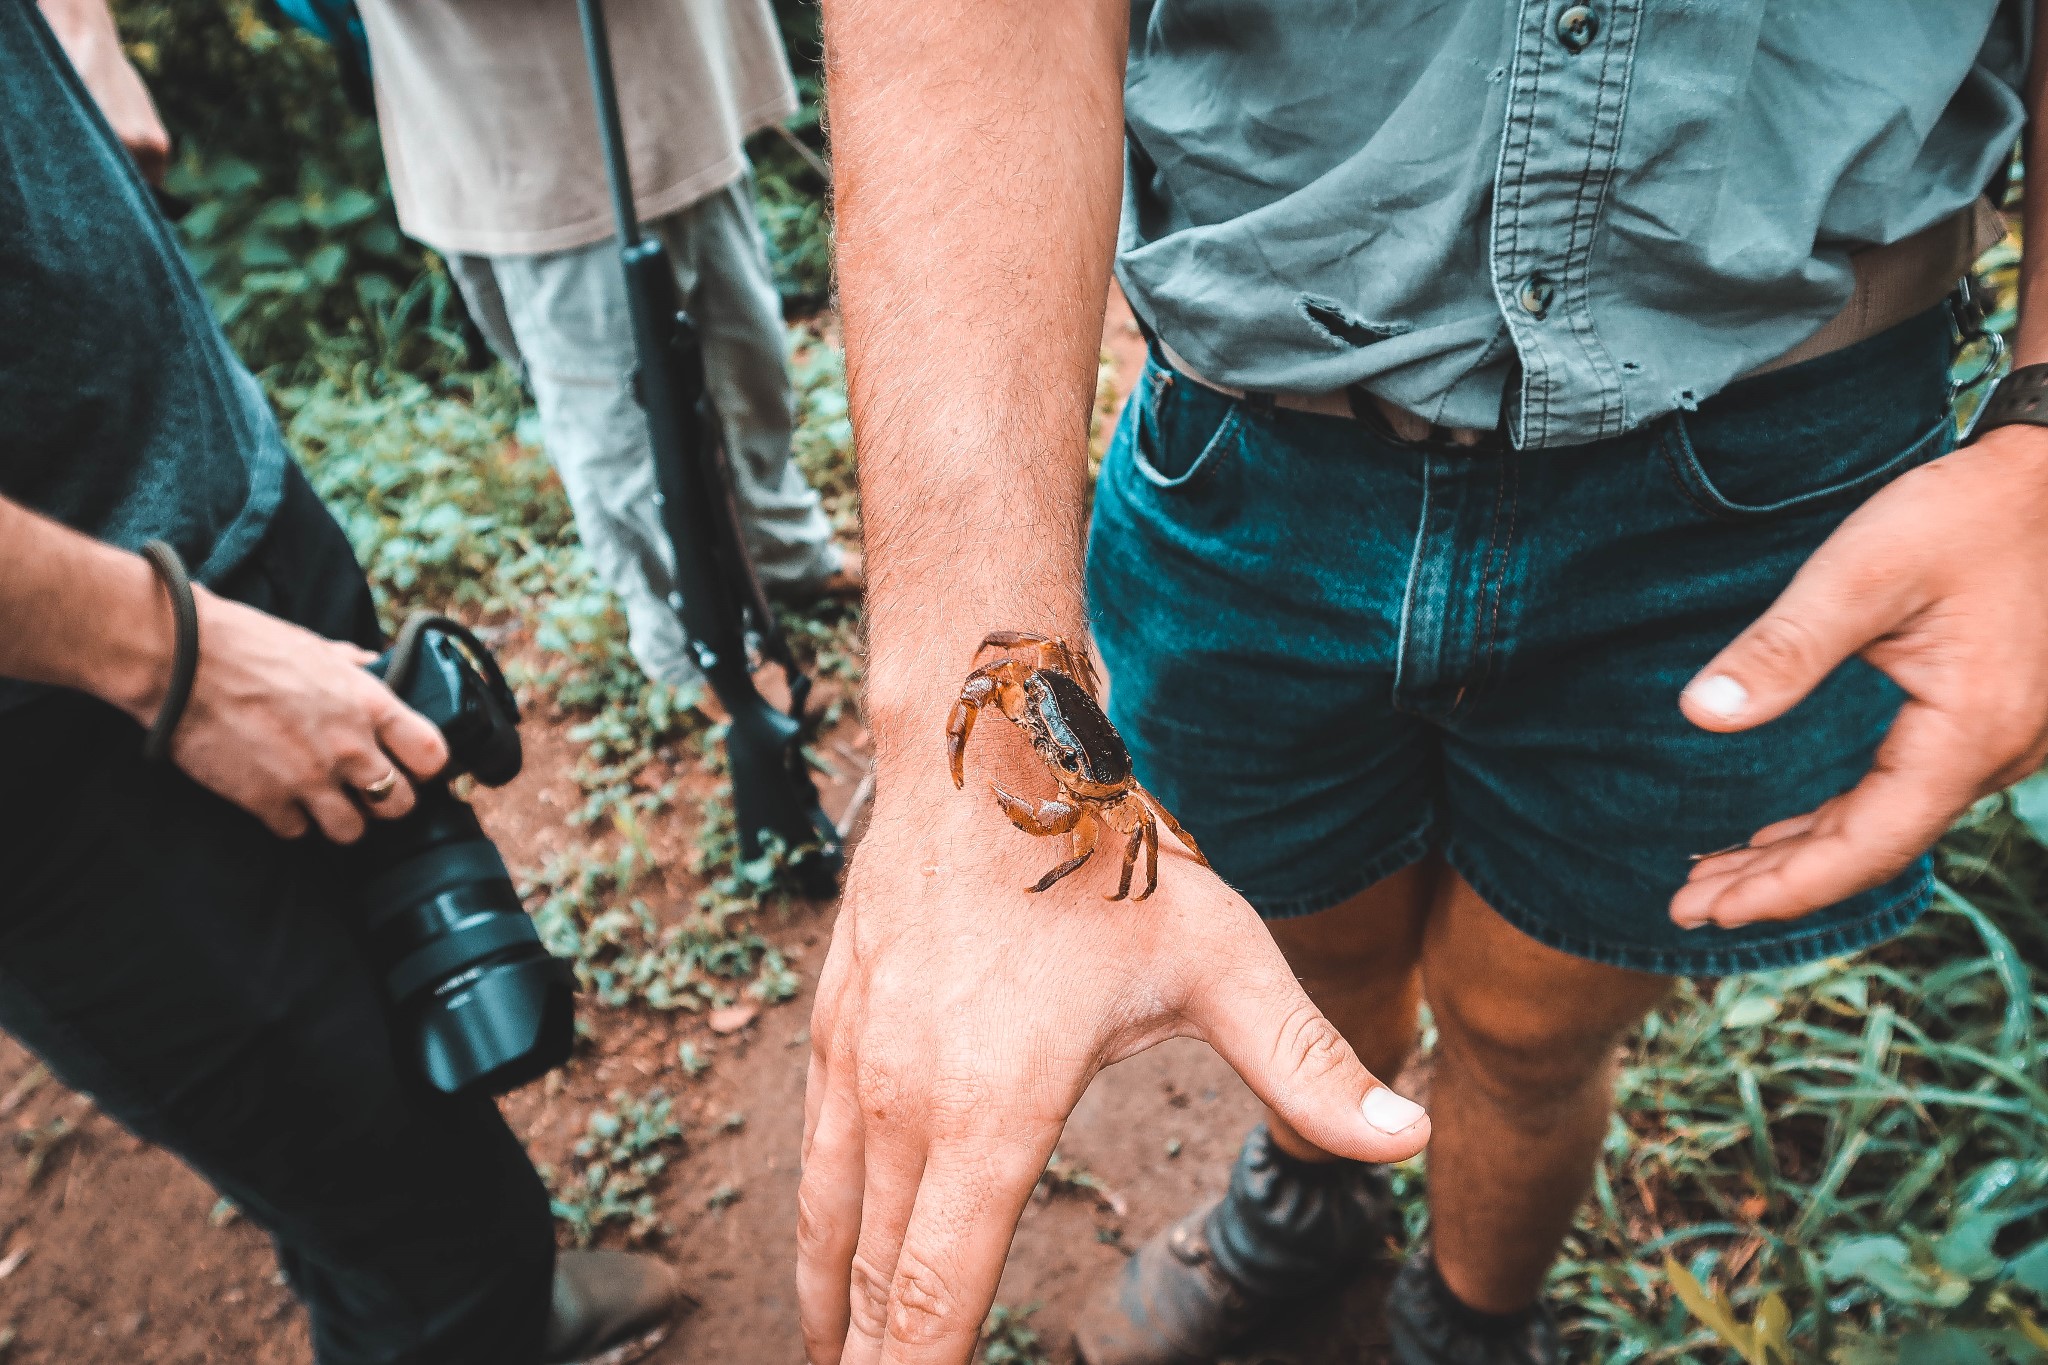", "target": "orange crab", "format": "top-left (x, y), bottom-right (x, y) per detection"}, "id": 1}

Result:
top-left (945, 631), bottom-right (1207, 900)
